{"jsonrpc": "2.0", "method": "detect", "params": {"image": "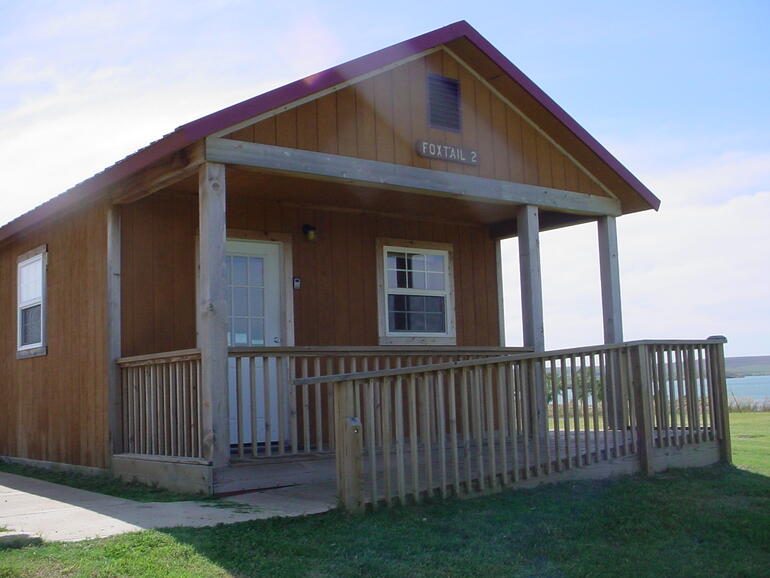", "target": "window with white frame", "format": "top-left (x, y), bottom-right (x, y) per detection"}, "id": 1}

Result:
top-left (379, 241), bottom-right (455, 343)
top-left (17, 246), bottom-right (47, 356)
